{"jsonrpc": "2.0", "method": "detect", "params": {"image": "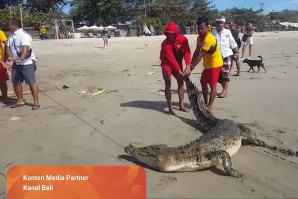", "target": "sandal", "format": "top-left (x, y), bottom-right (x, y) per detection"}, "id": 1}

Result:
top-left (218, 93), bottom-right (227, 98)
top-left (10, 103), bottom-right (25, 108)
top-left (32, 104), bottom-right (40, 110)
